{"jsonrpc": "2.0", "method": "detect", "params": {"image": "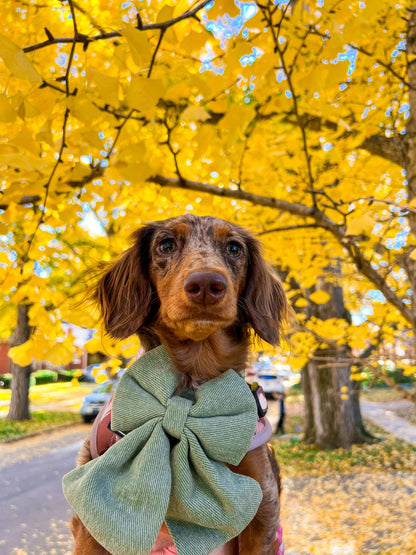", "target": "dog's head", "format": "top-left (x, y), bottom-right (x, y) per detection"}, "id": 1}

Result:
top-left (96, 215), bottom-right (289, 350)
